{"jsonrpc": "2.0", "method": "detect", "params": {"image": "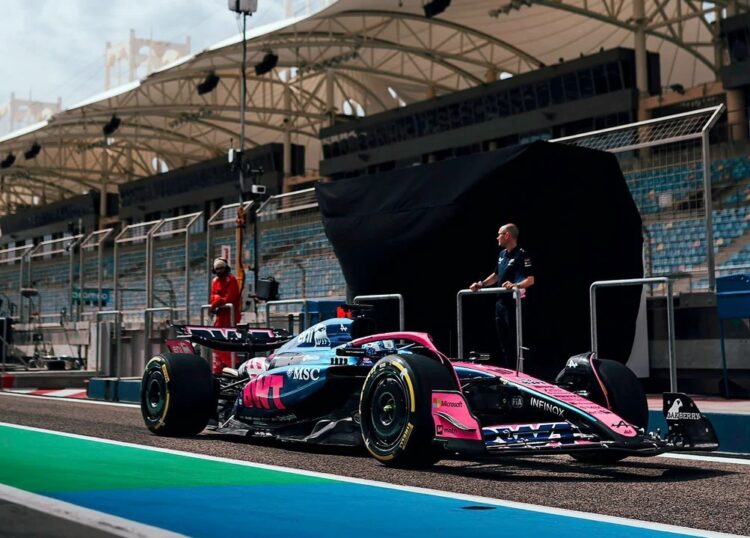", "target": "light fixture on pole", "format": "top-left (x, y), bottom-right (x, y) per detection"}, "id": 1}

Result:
top-left (227, 0), bottom-right (257, 13)
top-left (227, 0), bottom-right (260, 313)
